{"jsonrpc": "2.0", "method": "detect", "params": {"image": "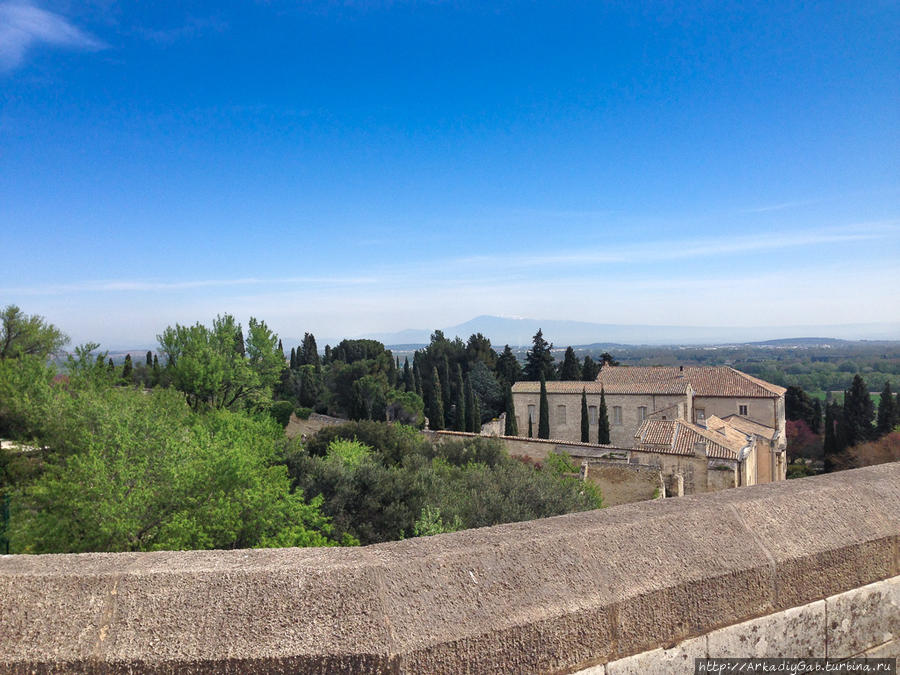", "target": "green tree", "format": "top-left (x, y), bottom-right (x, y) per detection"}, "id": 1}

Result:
top-left (403, 357), bottom-right (412, 392)
top-left (876, 382), bottom-right (895, 436)
top-left (841, 374), bottom-right (875, 446)
top-left (429, 367), bottom-right (445, 430)
top-left (598, 387), bottom-right (610, 444)
top-left (582, 355), bottom-right (600, 382)
top-left (0, 305), bottom-right (69, 360)
top-left (464, 373), bottom-right (477, 433)
top-left (453, 364), bottom-right (466, 431)
top-left (157, 314), bottom-right (283, 411)
top-left (10, 388), bottom-right (336, 553)
top-left (466, 333), bottom-right (497, 370)
top-left (538, 373), bottom-right (550, 439)
top-left (524, 329), bottom-right (554, 381)
top-left (495, 344), bottom-right (522, 385)
top-left (145, 351), bottom-right (153, 368)
top-left (121, 354), bottom-right (133, 383)
top-left (581, 389), bottom-right (589, 443)
top-left (599, 352), bottom-right (619, 368)
top-left (559, 347), bottom-right (582, 380)
top-left (504, 385), bottom-right (518, 436)
top-left (289, 347), bottom-right (297, 370)
top-left (823, 400), bottom-right (840, 471)
top-left (300, 333), bottom-right (320, 368)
